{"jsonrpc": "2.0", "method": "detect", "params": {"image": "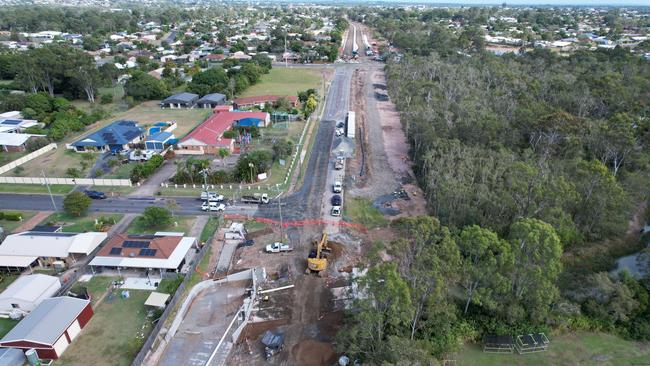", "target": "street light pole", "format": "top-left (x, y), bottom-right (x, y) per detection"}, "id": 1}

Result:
top-left (42, 170), bottom-right (57, 212)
